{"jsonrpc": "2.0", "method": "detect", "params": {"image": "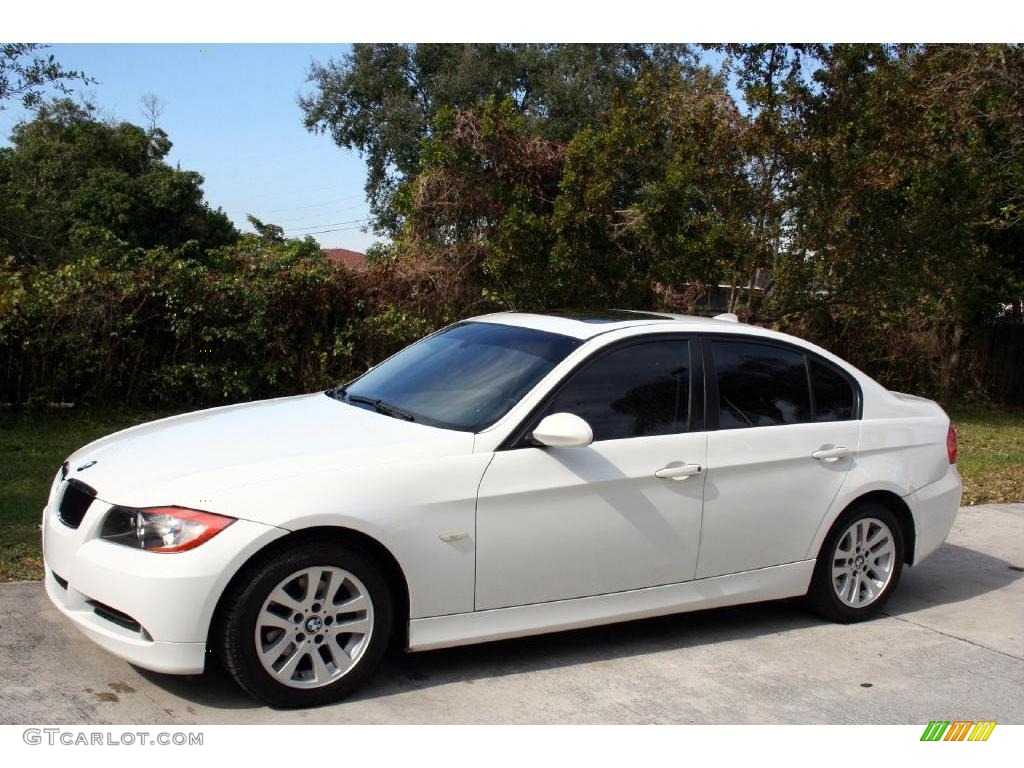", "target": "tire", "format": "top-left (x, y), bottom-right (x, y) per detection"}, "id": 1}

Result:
top-left (216, 540), bottom-right (393, 708)
top-left (806, 501), bottom-right (905, 623)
